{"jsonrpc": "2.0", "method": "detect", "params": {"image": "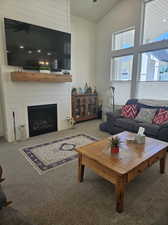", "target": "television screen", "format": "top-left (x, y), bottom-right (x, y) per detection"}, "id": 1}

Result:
top-left (4, 18), bottom-right (71, 71)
